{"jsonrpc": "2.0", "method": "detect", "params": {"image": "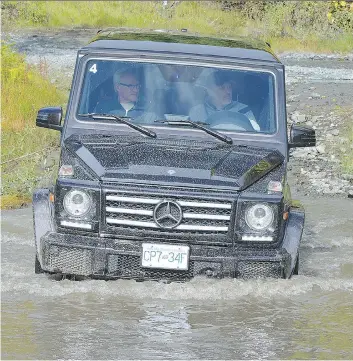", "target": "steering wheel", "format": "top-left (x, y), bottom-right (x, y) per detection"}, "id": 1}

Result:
top-left (206, 110), bottom-right (254, 131)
